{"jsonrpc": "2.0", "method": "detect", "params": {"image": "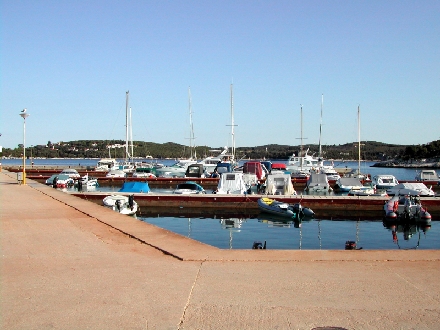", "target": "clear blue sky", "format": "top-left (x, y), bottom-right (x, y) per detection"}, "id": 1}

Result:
top-left (1, 0), bottom-right (439, 150)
